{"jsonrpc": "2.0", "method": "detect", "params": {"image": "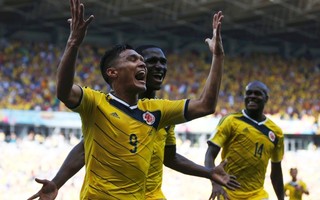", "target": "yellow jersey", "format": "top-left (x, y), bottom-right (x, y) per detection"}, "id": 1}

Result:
top-left (284, 180), bottom-right (308, 200)
top-left (208, 110), bottom-right (284, 199)
top-left (74, 87), bottom-right (187, 200)
top-left (145, 125), bottom-right (176, 200)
